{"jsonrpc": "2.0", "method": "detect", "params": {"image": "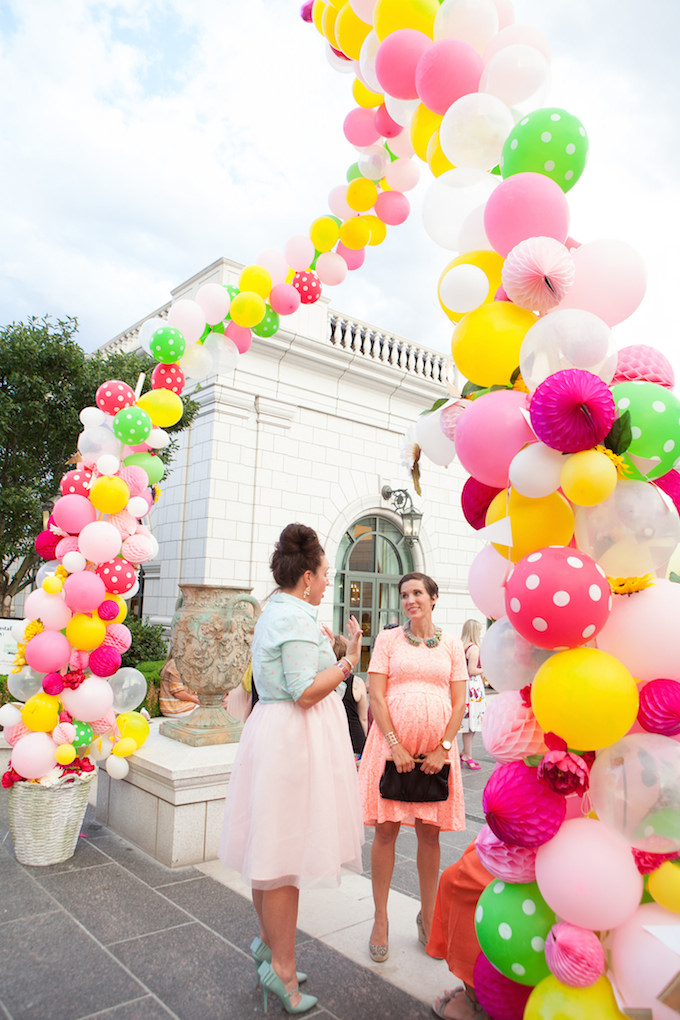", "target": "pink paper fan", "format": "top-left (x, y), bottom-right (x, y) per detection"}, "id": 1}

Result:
top-left (638, 678), bottom-right (680, 736)
top-left (655, 470), bottom-right (680, 516)
top-left (611, 344), bottom-right (675, 390)
top-left (473, 952), bottom-right (533, 1020)
top-left (439, 399), bottom-right (468, 440)
top-left (475, 823), bottom-right (538, 883)
top-left (482, 690), bottom-right (548, 763)
top-left (544, 922), bottom-right (605, 987)
top-left (482, 760), bottom-right (566, 848)
top-left (501, 236), bottom-right (575, 313)
top-left (461, 477), bottom-right (503, 530)
top-left (529, 368), bottom-right (616, 453)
